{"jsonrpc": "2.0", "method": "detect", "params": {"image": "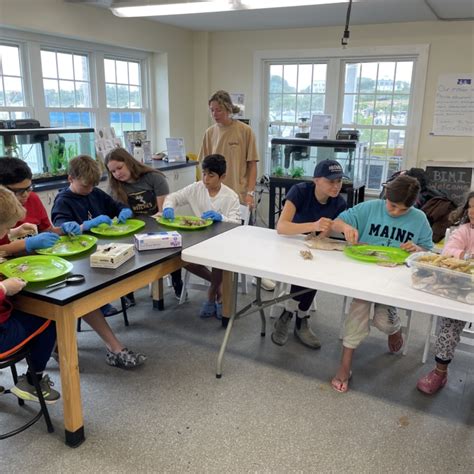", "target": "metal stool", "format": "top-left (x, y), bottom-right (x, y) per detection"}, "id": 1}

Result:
top-left (0, 344), bottom-right (54, 439)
